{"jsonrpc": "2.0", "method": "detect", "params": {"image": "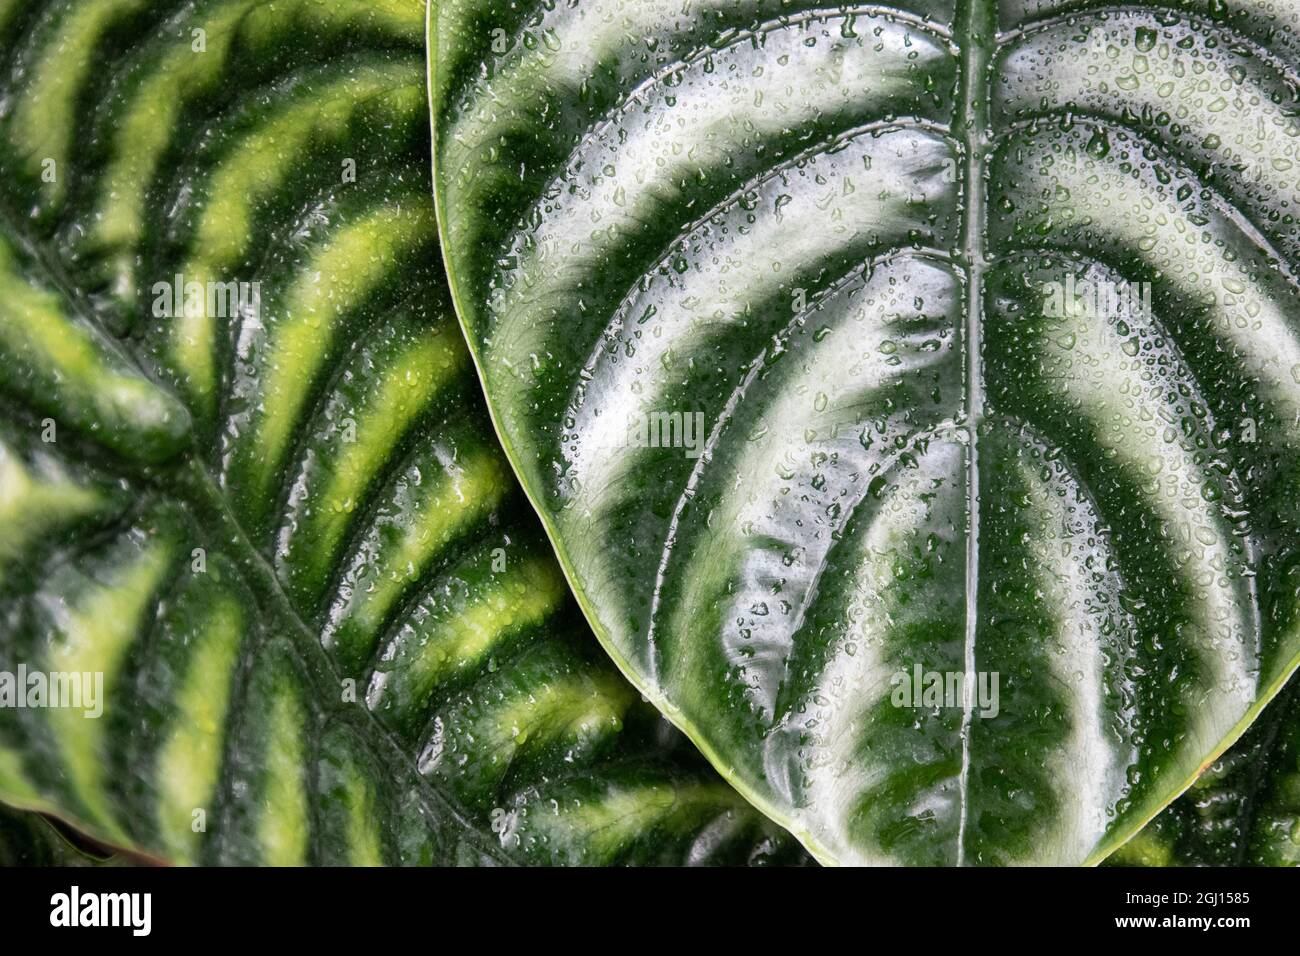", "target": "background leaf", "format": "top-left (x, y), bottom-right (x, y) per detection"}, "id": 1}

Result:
top-left (432, 0), bottom-right (1300, 864)
top-left (1110, 673), bottom-right (1300, 866)
top-left (0, 804), bottom-right (123, 867)
top-left (0, 0), bottom-right (809, 867)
